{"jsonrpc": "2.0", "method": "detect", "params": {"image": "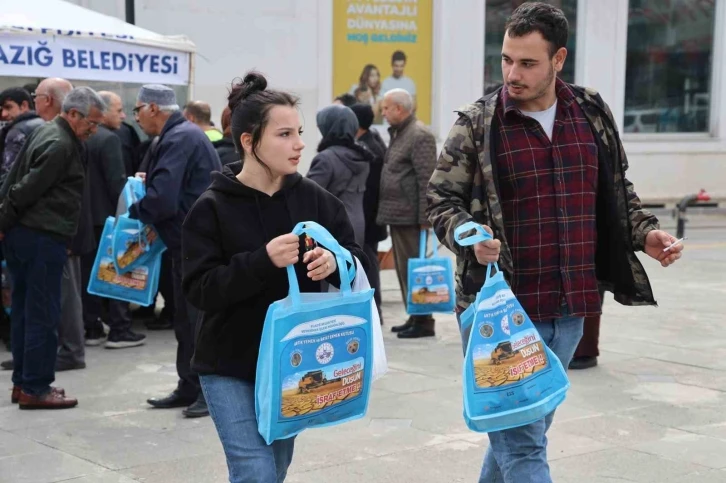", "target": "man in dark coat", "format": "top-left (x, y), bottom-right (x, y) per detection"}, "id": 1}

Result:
top-left (81, 91), bottom-right (146, 350)
top-left (0, 87), bottom-right (44, 186)
top-left (131, 84), bottom-right (221, 418)
top-left (350, 103), bottom-right (387, 323)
